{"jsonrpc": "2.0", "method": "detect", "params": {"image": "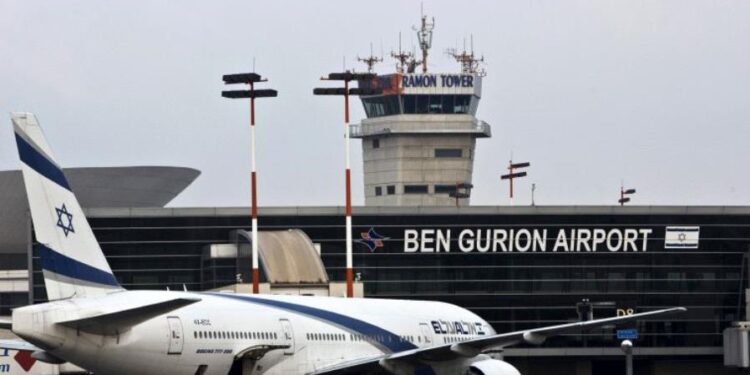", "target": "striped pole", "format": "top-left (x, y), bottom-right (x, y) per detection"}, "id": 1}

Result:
top-left (250, 82), bottom-right (259, 294)
top-left (221, 73), bottom-right (277, 295)
top-left (344, 79), bottom-right (353, 298)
